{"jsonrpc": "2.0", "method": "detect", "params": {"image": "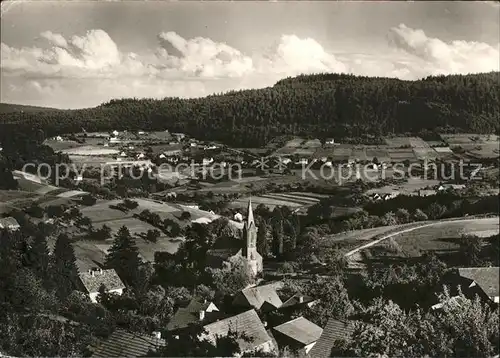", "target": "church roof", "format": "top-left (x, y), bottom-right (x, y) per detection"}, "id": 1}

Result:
top-left (246, 198), bottom-right (255, 228)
